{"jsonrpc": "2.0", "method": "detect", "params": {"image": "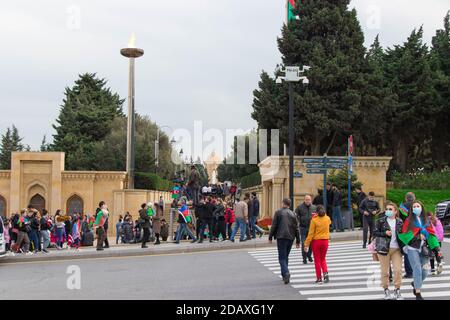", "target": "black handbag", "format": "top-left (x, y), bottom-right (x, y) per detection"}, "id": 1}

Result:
top-left (420, 242), bottom-right (433, 258)
top-left (375, 236), bottom-right (389, 255)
